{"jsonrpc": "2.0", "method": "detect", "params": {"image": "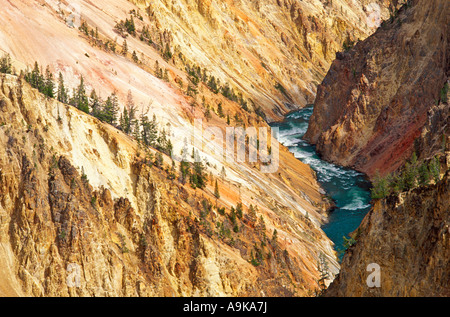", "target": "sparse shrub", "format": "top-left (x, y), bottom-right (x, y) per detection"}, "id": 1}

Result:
top-left (371, 171), bottom-right (389, 199)
top-left (0, 53), bottom-right (12, 74)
